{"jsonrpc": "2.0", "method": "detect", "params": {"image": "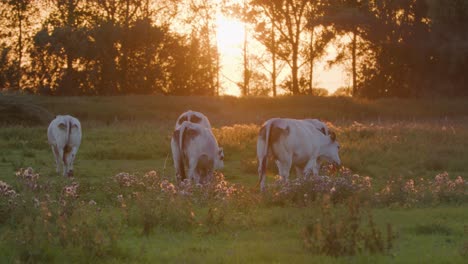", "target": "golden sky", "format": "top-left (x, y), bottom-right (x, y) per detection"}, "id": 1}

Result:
top-left (215, 13), bottom-right (349, 96)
